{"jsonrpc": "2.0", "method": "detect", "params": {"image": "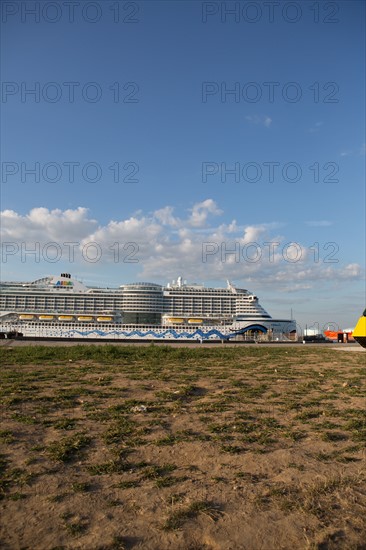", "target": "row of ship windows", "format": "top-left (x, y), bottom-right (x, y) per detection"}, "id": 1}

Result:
top-left (24, 323), bottom-right (207, 330)
top-left (1, 298), bottom-right (115, 302)
top-left (1, 297), bottom-right (238, 302)
top-left (31, 324), bottom-right (114, 330)
top-left (1, 297), bottom-right (246, 302)
top-left (0, 296), bottom-right (242, 304)
top-left (3, 302), bottom-right (166, 308)
top-left (2, 301), bottom-right (239, 308)
top-left (3, 307), bottom-right (261, 315)
top-left (3, 304), bottom-right (260, 313)
top-left (2, 302), bottom-right (262, 312)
